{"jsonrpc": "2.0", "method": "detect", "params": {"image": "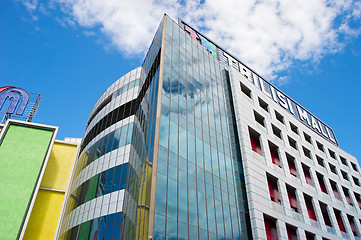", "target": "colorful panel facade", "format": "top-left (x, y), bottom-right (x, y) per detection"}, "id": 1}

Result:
top-left (24, 141), bottom-right (78, 240)
top-left (0, 120), bottom-right (56, 240)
